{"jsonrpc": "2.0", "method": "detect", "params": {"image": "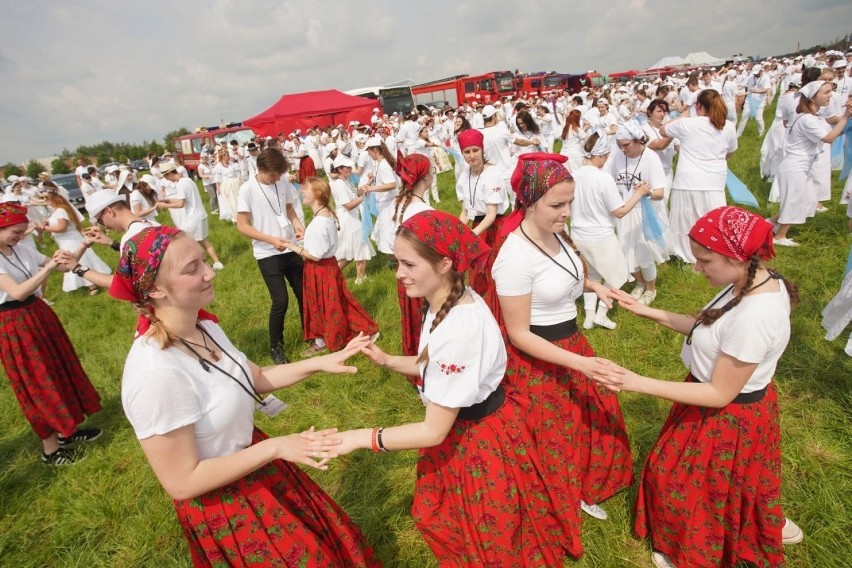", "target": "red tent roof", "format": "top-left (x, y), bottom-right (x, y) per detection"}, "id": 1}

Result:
top-left (244, 89), bottom-right (377, 136)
